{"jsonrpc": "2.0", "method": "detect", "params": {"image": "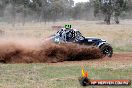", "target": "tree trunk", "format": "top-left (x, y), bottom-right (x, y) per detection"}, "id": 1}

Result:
top-left (11, 0), bottom-right (16, 27)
